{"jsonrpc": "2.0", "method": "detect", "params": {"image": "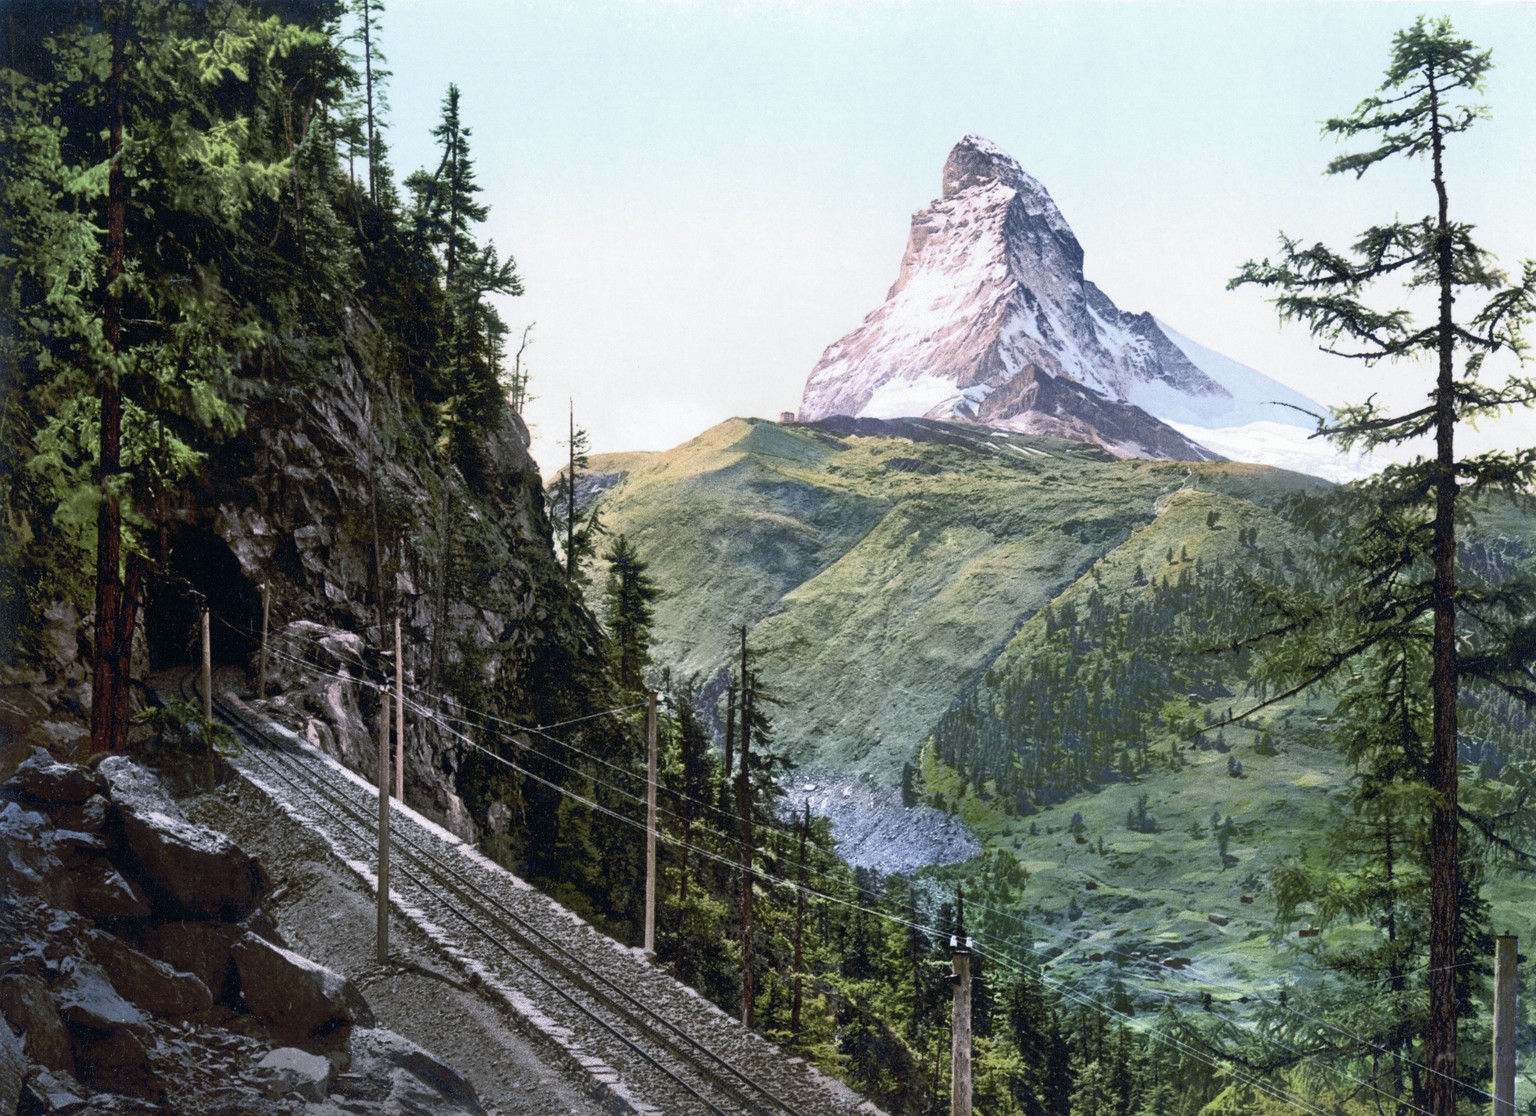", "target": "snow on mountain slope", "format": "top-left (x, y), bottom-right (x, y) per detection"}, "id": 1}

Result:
top-left (1145, 321), bottom-right (1321, 429)
top-left (799, 135), bottom-right (1333, 470)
